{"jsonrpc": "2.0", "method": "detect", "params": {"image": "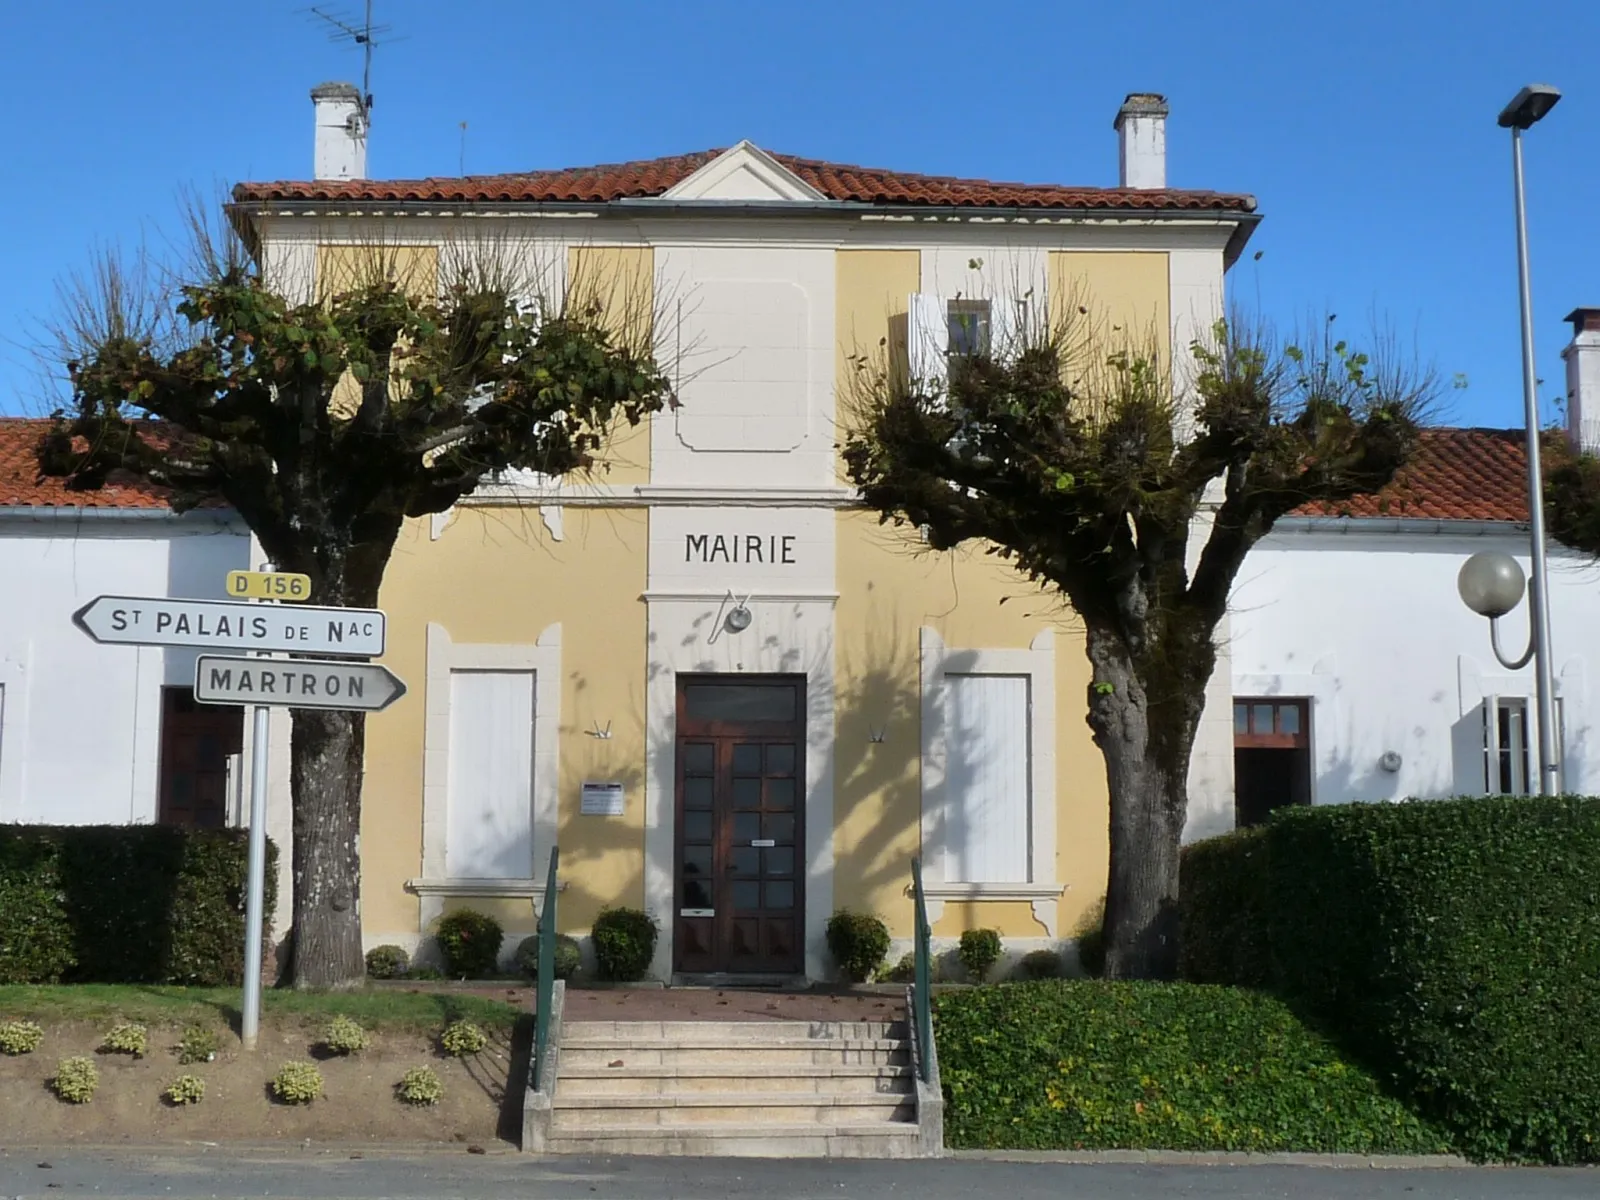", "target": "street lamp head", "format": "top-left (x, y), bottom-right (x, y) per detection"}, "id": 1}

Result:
top-left (1498, 84), bottom-right (1561, 130)
top-left (1458, 552), bottom-right (1527, 618)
